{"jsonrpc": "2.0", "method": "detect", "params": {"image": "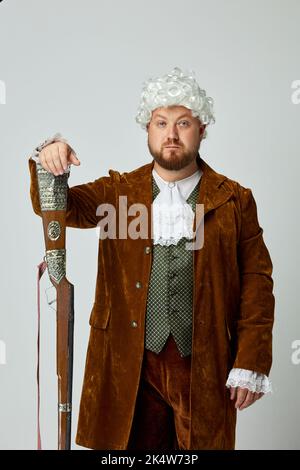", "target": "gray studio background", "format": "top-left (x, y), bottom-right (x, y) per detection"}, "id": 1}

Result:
top-left (0, 0), bottom-right (299, 450)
